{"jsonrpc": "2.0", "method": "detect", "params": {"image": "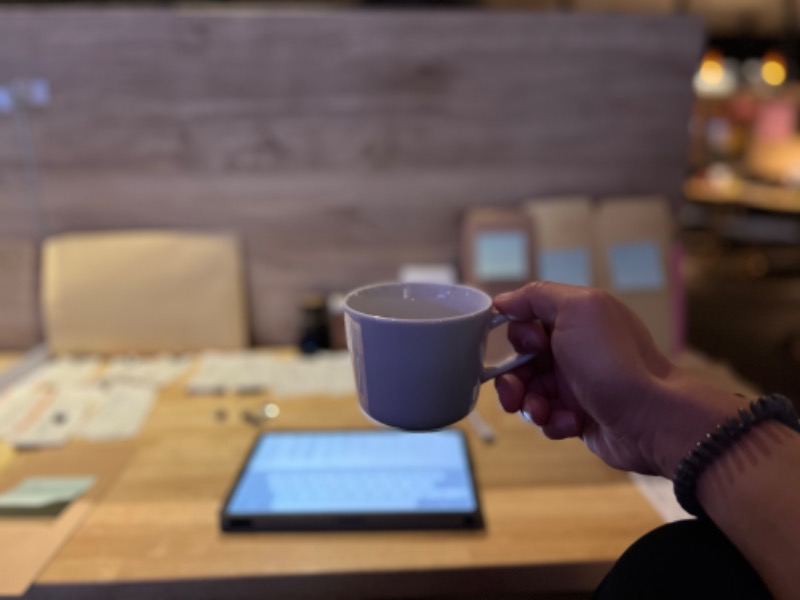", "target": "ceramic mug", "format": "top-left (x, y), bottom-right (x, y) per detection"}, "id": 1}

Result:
top-left (343, 282), bottom-right (534, 431)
